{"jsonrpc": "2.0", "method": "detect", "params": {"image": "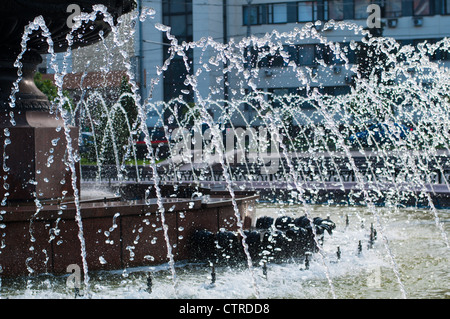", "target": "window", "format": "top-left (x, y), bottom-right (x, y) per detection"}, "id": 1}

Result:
top-left (438, 47), bottom-right (450, 60)
top-left (427, 39), bottom-right (450, 61)
top-left (341, 42), bottom-right (357, 64)
top-left (243, 5), bottom-right (261, 25)
top-left (244, 47), bottom-right (258, 69)
top-left (298, 1), bottom-right (317, 22)
top-left (170, 15), bottom-right (187, 38)
top-left (322, 86), bottom-right (351, 96)
top-left (268, 88), bottom-right (308, 108)
top-left (242, 1), bottom-right (330, 25)
top-left (445, 0), bottom-right (450, 14)
top-left (258, 45), bottom-right (297, 68)
top-left (296, 43), bottom-right (357, 66)
top-left (298, 44), bottom-right (317, 65)
top-left (258, 45), bottom-right (297, 67)
top-left (354, 0), bottom-right (371, 19)
top-left (169, 0), bottom-right (187, 14)
top-left (162, 0), bottom-right (193, 103)
top-left (322, 0), bottom-right (329, 20)
top-left (328, 0), bottom-right (344, 20)
top-left (385, 0), bottom-right (402, 18)
top-left (296, 88), bottom-right (314, 108)
top-left (285, 45), bottom-right (299, 63)
top-left (269, 88), bottom-right (290, 108)
top-left (258, 48), bottom-right (286, 67)
top-left (413, 0), bottom-right (430, 16)
top-left (329, 45), bottom-right (346, 65)
top-left (315, 44), bottom-right (333, 64)
top-left (268, 3), bottom-right (288, 23)
top-left (162, 0), bottom-right (193, 41)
